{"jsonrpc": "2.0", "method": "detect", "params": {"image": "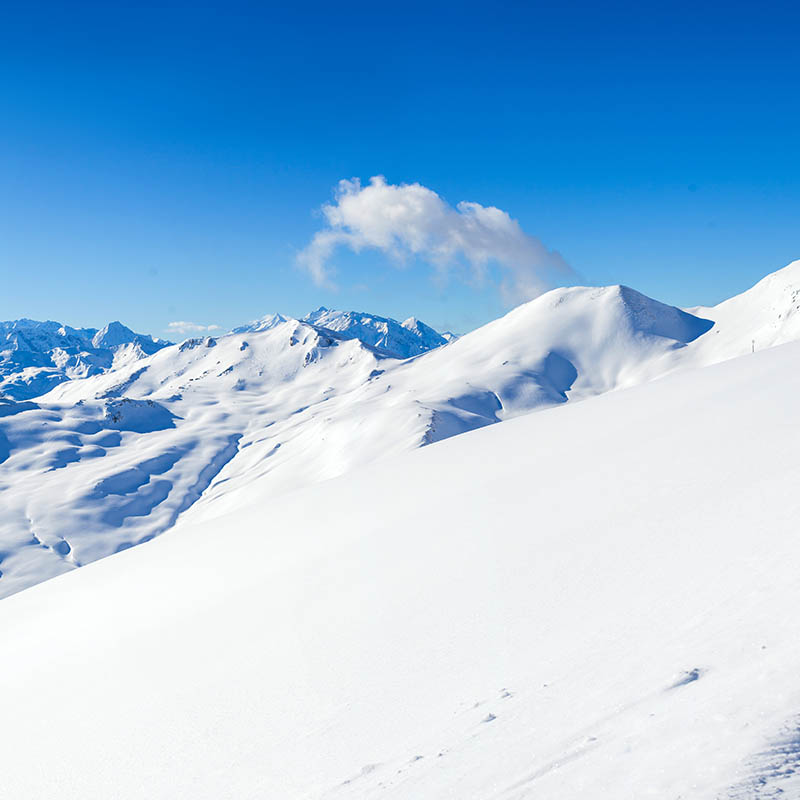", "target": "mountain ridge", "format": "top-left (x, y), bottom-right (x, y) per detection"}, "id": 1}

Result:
top-left (236, 306), bottom-right (452, 359)
top-left (0, 260), bottom-right (798, 598)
